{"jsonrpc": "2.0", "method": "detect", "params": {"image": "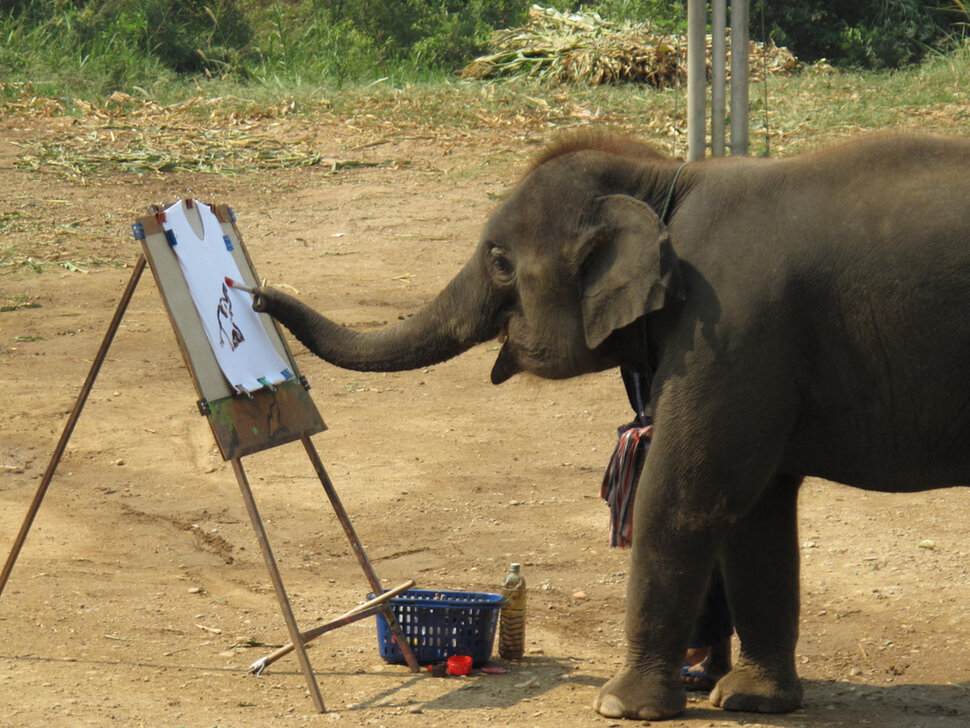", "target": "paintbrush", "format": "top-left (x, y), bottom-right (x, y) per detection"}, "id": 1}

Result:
top-left (224, 276), bottom-right (256, 294)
